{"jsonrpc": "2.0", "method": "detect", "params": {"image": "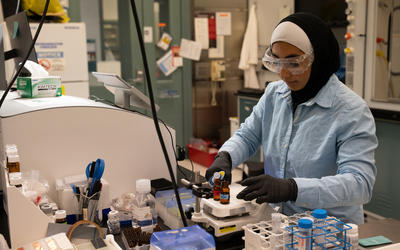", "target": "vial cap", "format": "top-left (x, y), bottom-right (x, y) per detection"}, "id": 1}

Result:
top-left (298, 218), bottom-right (313, 229)
top-left (213, 172), bottom-right (221, 179)
top-left (40, 204), bottom-right (52, 214)
top-left (9, 173), bottom-right (22, 185)
top-left (347, 223), bottom-right (358, 234)
top-left (55, 209), bottom-right (66, 219)
top-left (271, 213), bottom-right (281, 221)
top-left (136, 179), bottom-right (151, 193)
top-left (312, 209), bottom-right (327, 219)
top-left (8, 154), bottom-right (20, 163)
top-left (6, 145), bottom-right (18, 155)
top-left (108, 210), bottom-right (119, 218)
